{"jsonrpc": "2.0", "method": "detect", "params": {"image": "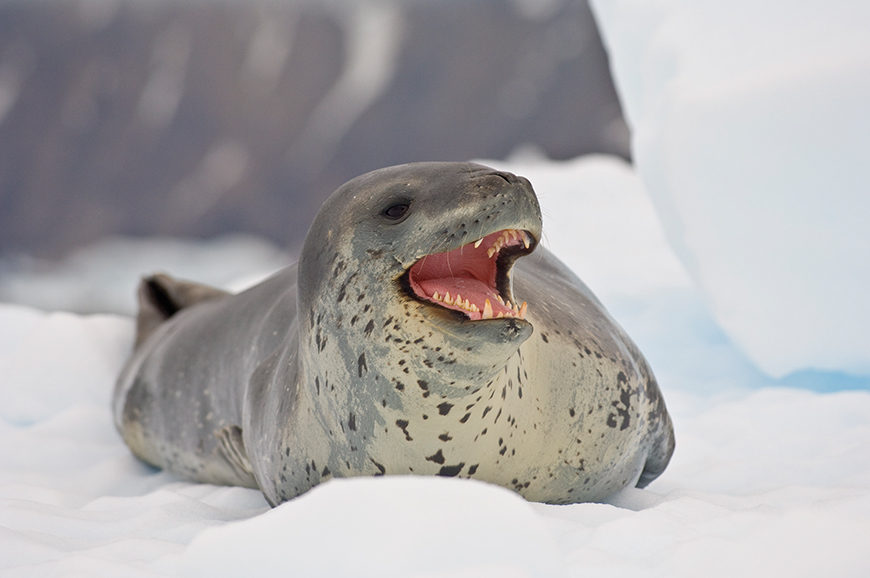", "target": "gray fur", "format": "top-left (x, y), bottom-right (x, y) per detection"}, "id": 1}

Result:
top-left (114, 162), bottom-right (674, 506)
